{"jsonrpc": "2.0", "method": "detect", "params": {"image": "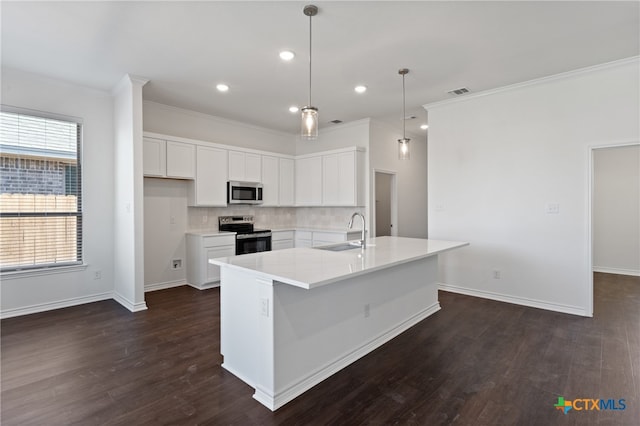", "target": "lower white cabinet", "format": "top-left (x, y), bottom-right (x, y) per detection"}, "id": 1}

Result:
top-left (294, 229), bottom-right (363, 248)
top-left (186, 233), bottom-right (236, 288)
top-left (272, 230), bottom-right (294, 250)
